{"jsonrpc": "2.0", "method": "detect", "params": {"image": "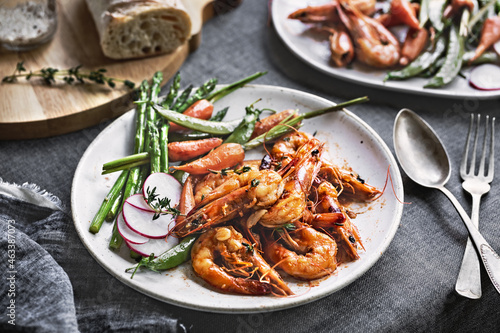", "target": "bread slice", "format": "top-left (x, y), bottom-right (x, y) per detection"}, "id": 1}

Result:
top-left (85, 0), bottom-right (192, 60)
